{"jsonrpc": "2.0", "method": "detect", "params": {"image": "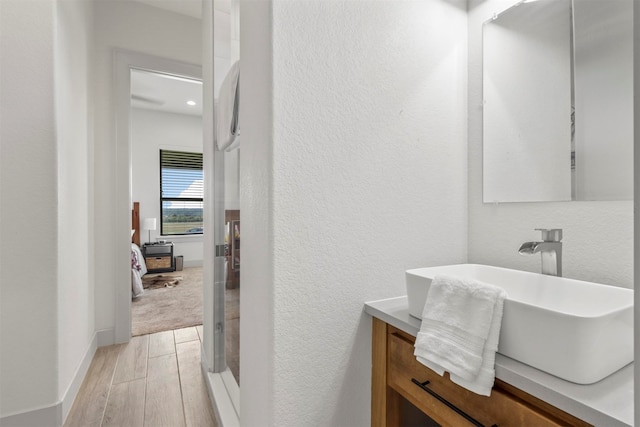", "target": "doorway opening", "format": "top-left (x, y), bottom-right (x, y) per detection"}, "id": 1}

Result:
top-left (129, 68), bottom-right (205, 337)
top-left (114, 51), bottom-right (239, 408)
